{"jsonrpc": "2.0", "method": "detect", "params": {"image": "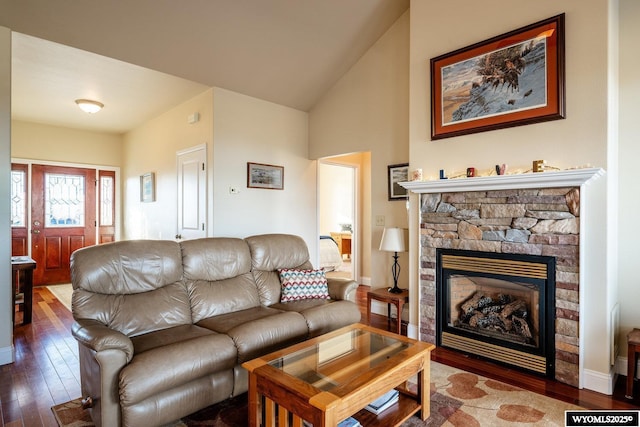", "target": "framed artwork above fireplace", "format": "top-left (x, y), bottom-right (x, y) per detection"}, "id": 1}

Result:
top-left (430, 13), bottom-right (565, 140)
